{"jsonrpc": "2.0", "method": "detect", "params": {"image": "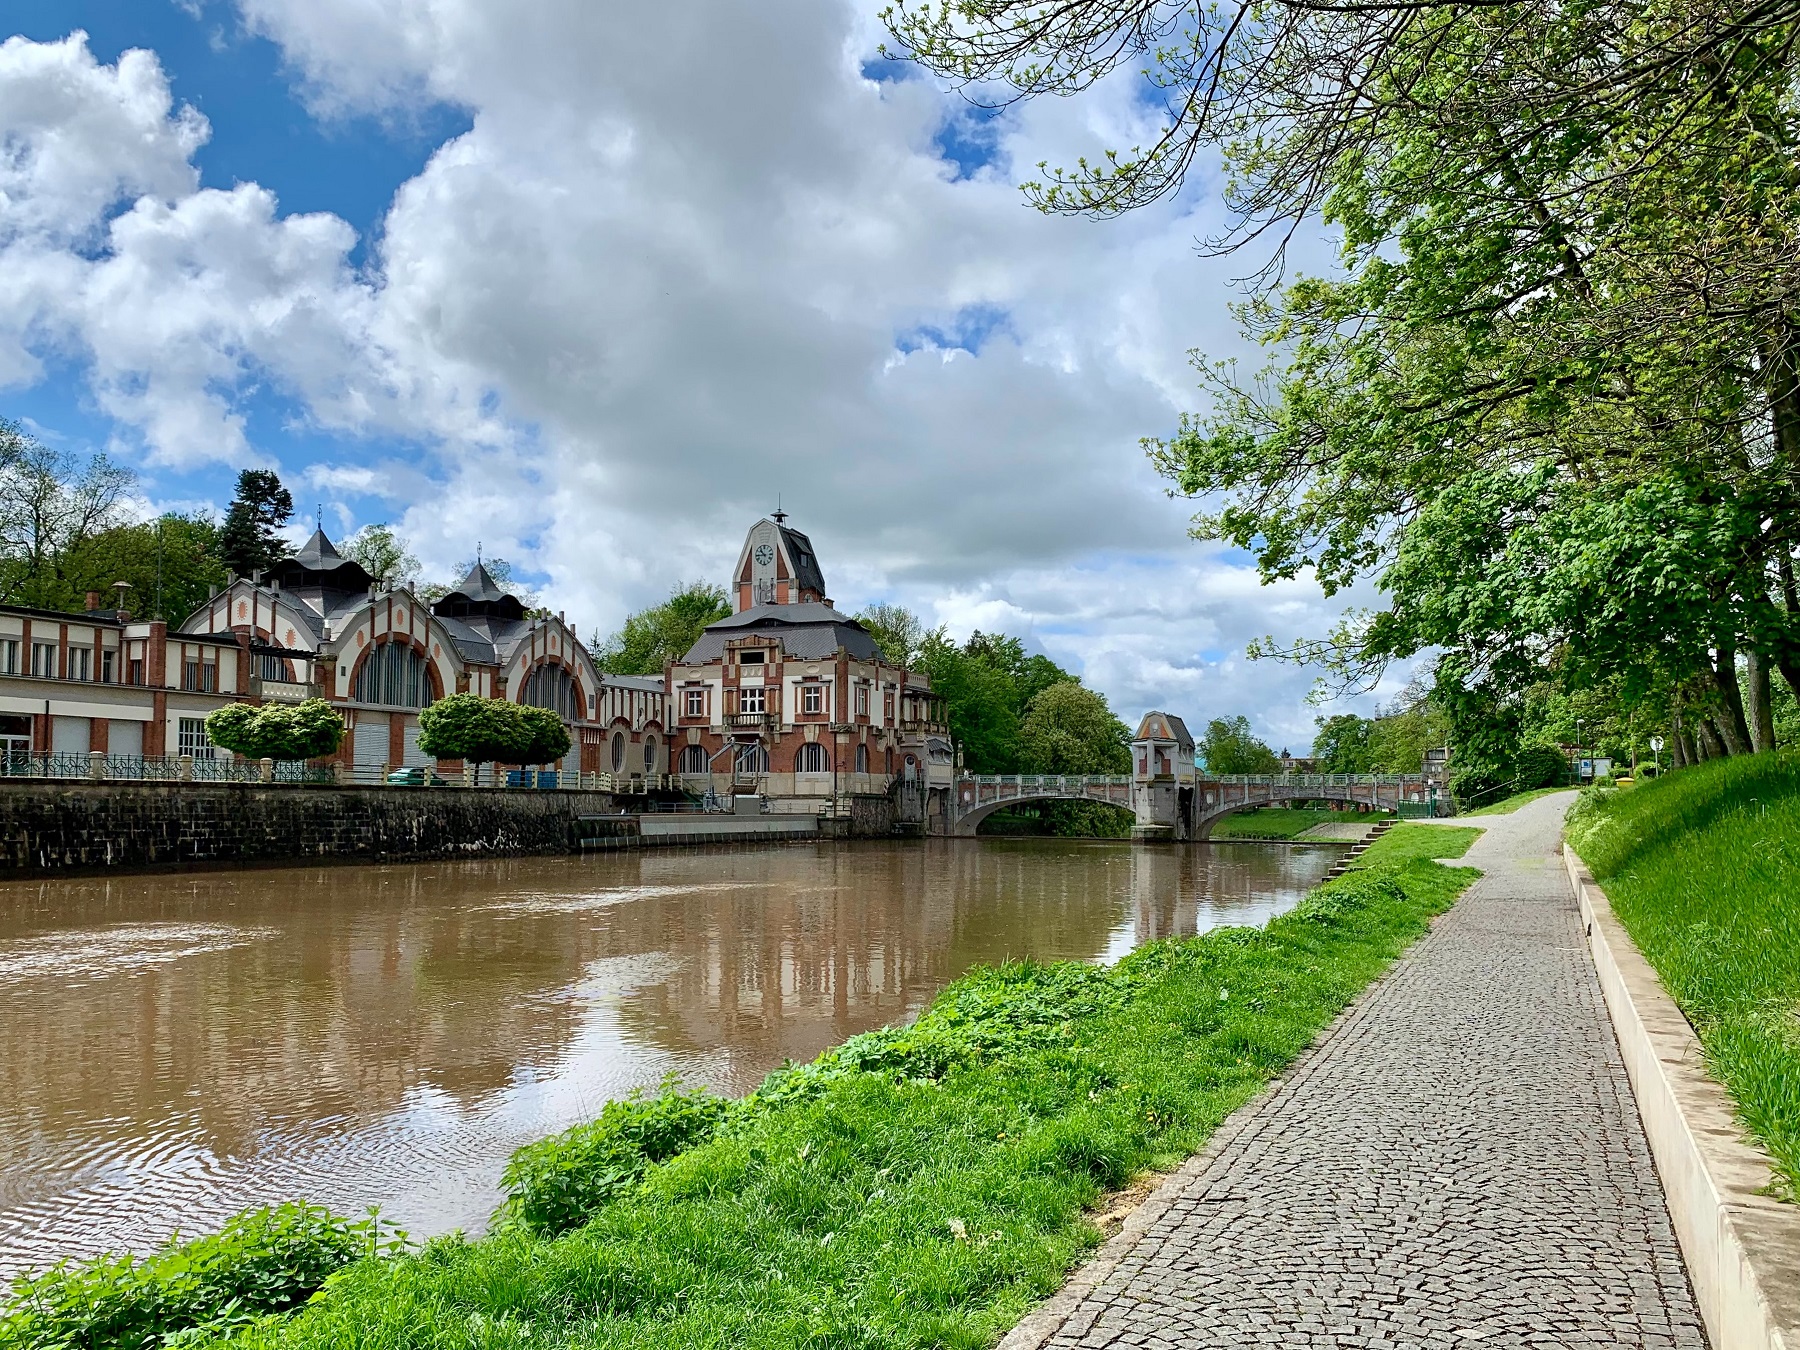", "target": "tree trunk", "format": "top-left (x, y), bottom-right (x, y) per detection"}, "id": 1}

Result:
top-left (1712, 649), bottom-right (1752, 755)
top-left (1677, 727), bottom-right (1697, 766)
top-left (1698, 717), bottom-right (1729, 759)
top-left (1746, 649), bottom-right (1777, 752)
